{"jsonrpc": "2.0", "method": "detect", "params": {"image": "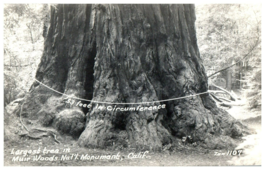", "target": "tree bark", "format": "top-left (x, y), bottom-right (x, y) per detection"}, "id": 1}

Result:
top-left (22, 4), bottom-right (249, 150)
